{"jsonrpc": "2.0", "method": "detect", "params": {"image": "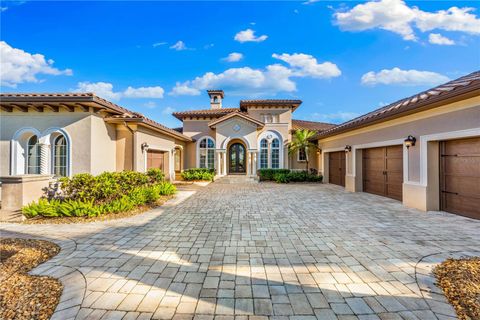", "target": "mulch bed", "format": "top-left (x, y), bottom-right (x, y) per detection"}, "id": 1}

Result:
top-left (0, 238), bottom-right (62, 320)
top-left (433, 257), bottom-right (480, 320)
top-left (22, 195), bottom-right (173, 224)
